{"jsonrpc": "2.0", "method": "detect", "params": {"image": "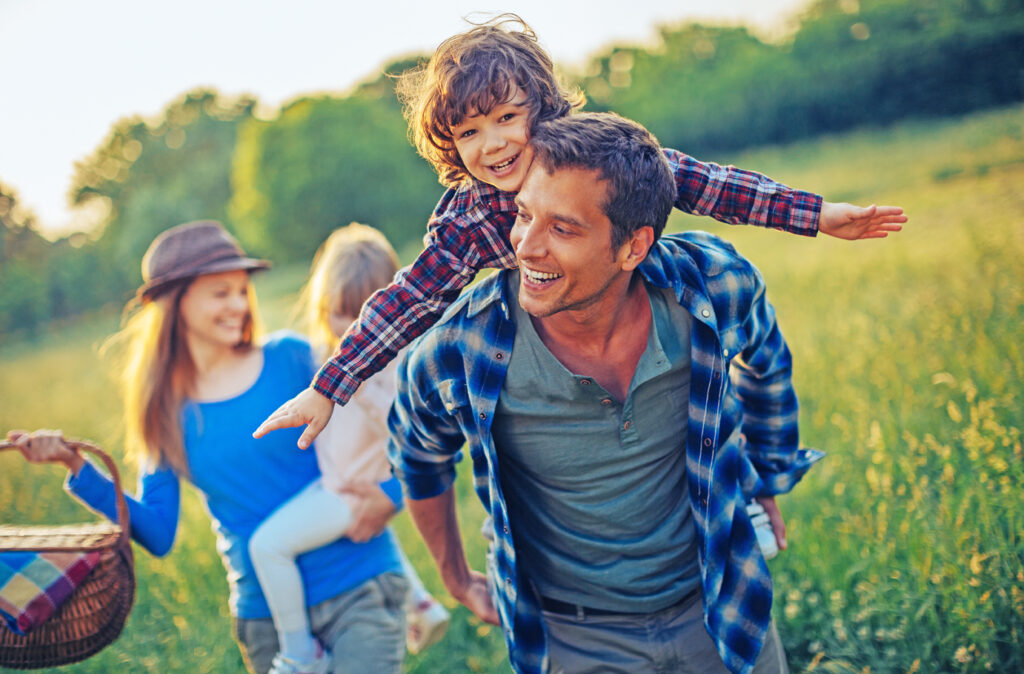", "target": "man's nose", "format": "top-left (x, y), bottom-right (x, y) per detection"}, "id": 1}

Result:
top-left (513, 221), bottom-right (543, 260)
